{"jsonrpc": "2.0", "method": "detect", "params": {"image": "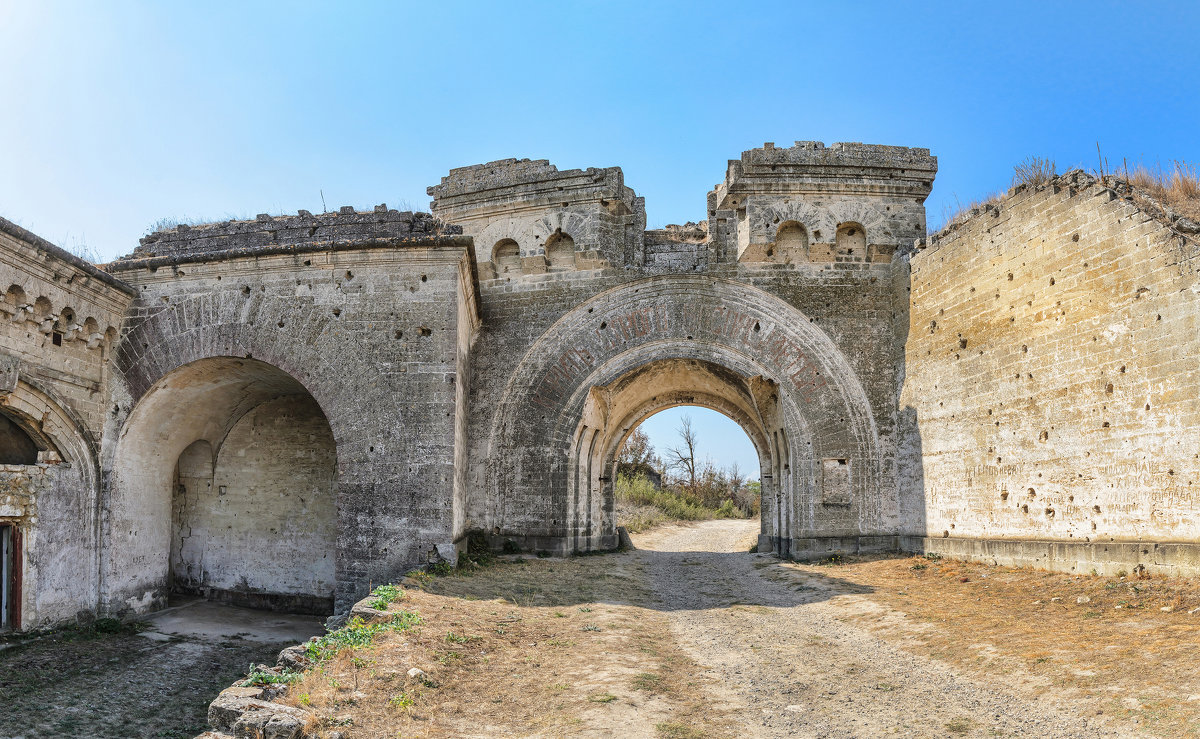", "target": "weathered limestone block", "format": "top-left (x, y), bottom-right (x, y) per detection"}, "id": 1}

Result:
top-left (208, 687), bottom-right (311, 739)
